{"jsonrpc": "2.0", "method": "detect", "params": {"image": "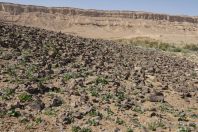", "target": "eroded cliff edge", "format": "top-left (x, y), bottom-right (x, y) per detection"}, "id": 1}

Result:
top-left (0, 2), bottom-right (198, 44)
top-left (0, 2), bottom-right (198, 23)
